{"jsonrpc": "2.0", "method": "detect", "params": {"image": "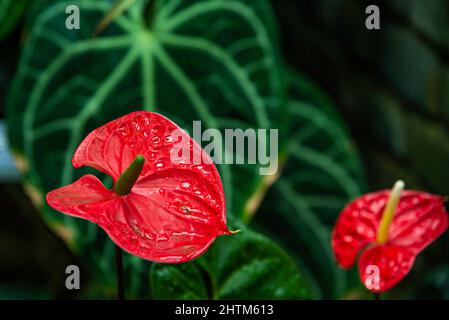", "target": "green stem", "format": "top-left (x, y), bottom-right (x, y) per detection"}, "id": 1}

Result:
top-left (95, 0), bottom-right (136, 36)
top-left (115, 244), bottom-right (125, 300)
top-left (114, 155), bottom-right (145, 195)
